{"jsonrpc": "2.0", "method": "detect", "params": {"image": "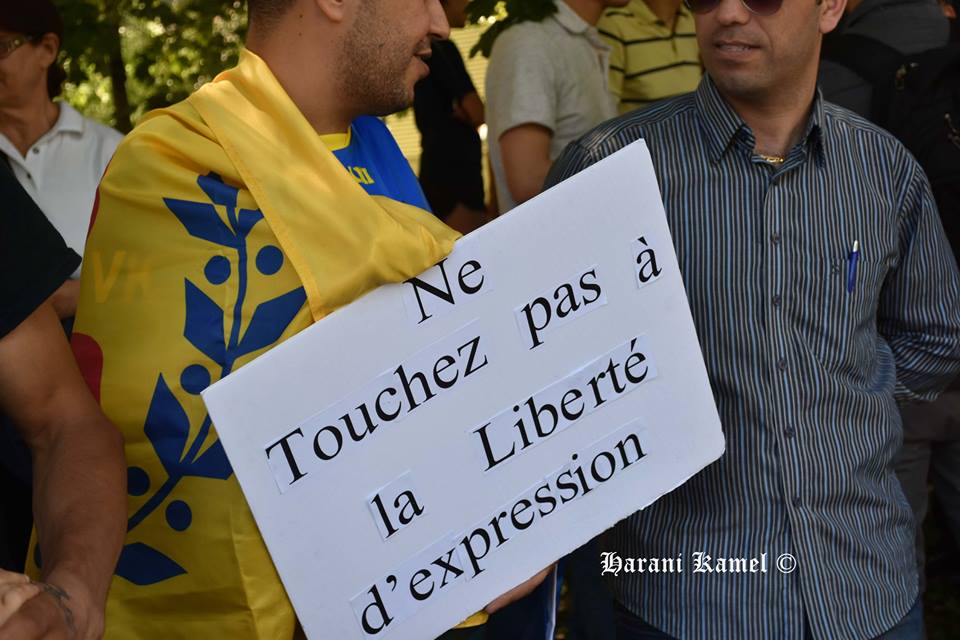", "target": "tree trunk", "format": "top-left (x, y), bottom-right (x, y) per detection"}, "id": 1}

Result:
top-left (107, 20), bottom-right (132, 133)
